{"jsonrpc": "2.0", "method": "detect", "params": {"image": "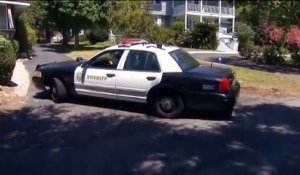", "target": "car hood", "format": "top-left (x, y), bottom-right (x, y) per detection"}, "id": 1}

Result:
top-left (39, 60), bottom-right (80, 69)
